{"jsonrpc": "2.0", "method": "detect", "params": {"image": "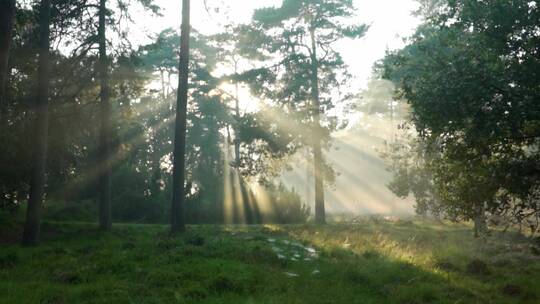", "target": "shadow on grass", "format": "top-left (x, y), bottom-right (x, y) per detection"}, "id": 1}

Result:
top-left (278, 222), bottom-right (540, 304)
top-left (1, 222), bottom-right (539, 303)
top-left (259, 224), bottom-right (476, 304)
